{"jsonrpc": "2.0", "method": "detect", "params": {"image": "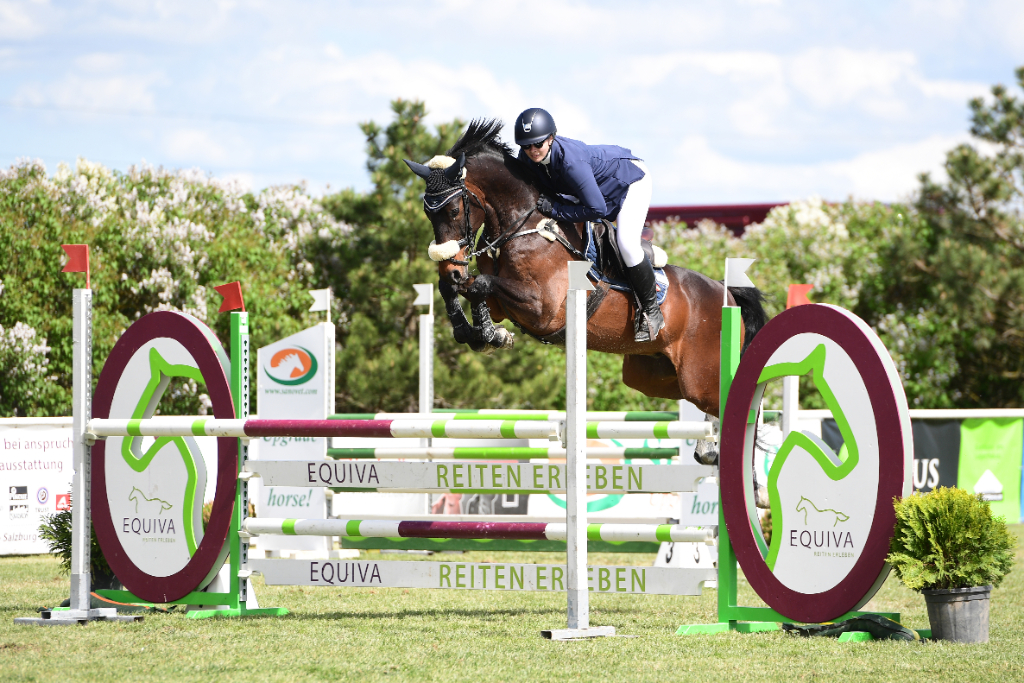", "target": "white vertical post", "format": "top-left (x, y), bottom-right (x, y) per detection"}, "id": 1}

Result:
top-left (417, 299), bottom-right (434, 417)
top-left (69, 288), bottom-right (92, 613)
top-left (414, 284), bottom-right (434, 514)
top-left (540, 261), bottom-right (613, 640)
top-left (782, 376), bottom-right (798, 437)
top-left (565, 262), bottom-right (591, 631)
